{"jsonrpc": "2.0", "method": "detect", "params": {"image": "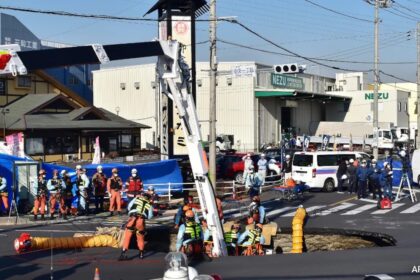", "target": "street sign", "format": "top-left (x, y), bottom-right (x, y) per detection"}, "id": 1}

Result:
top-left (271, 73), bottom-right (304, 90)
